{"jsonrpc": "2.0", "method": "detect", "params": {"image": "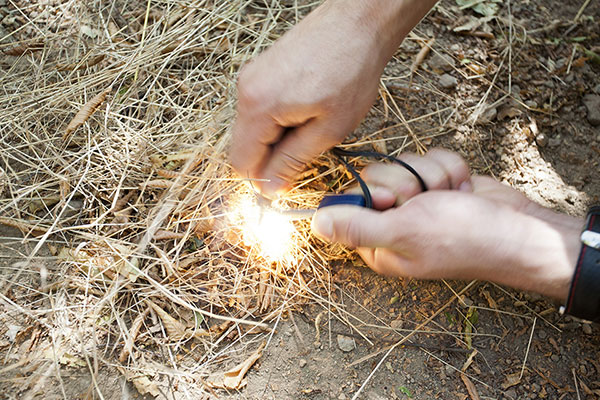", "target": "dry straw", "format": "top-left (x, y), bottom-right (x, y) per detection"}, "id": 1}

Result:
top-left (0, 0), bottom-right (500, 397)
top-left (0, 1), bottom-right (363, 396)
